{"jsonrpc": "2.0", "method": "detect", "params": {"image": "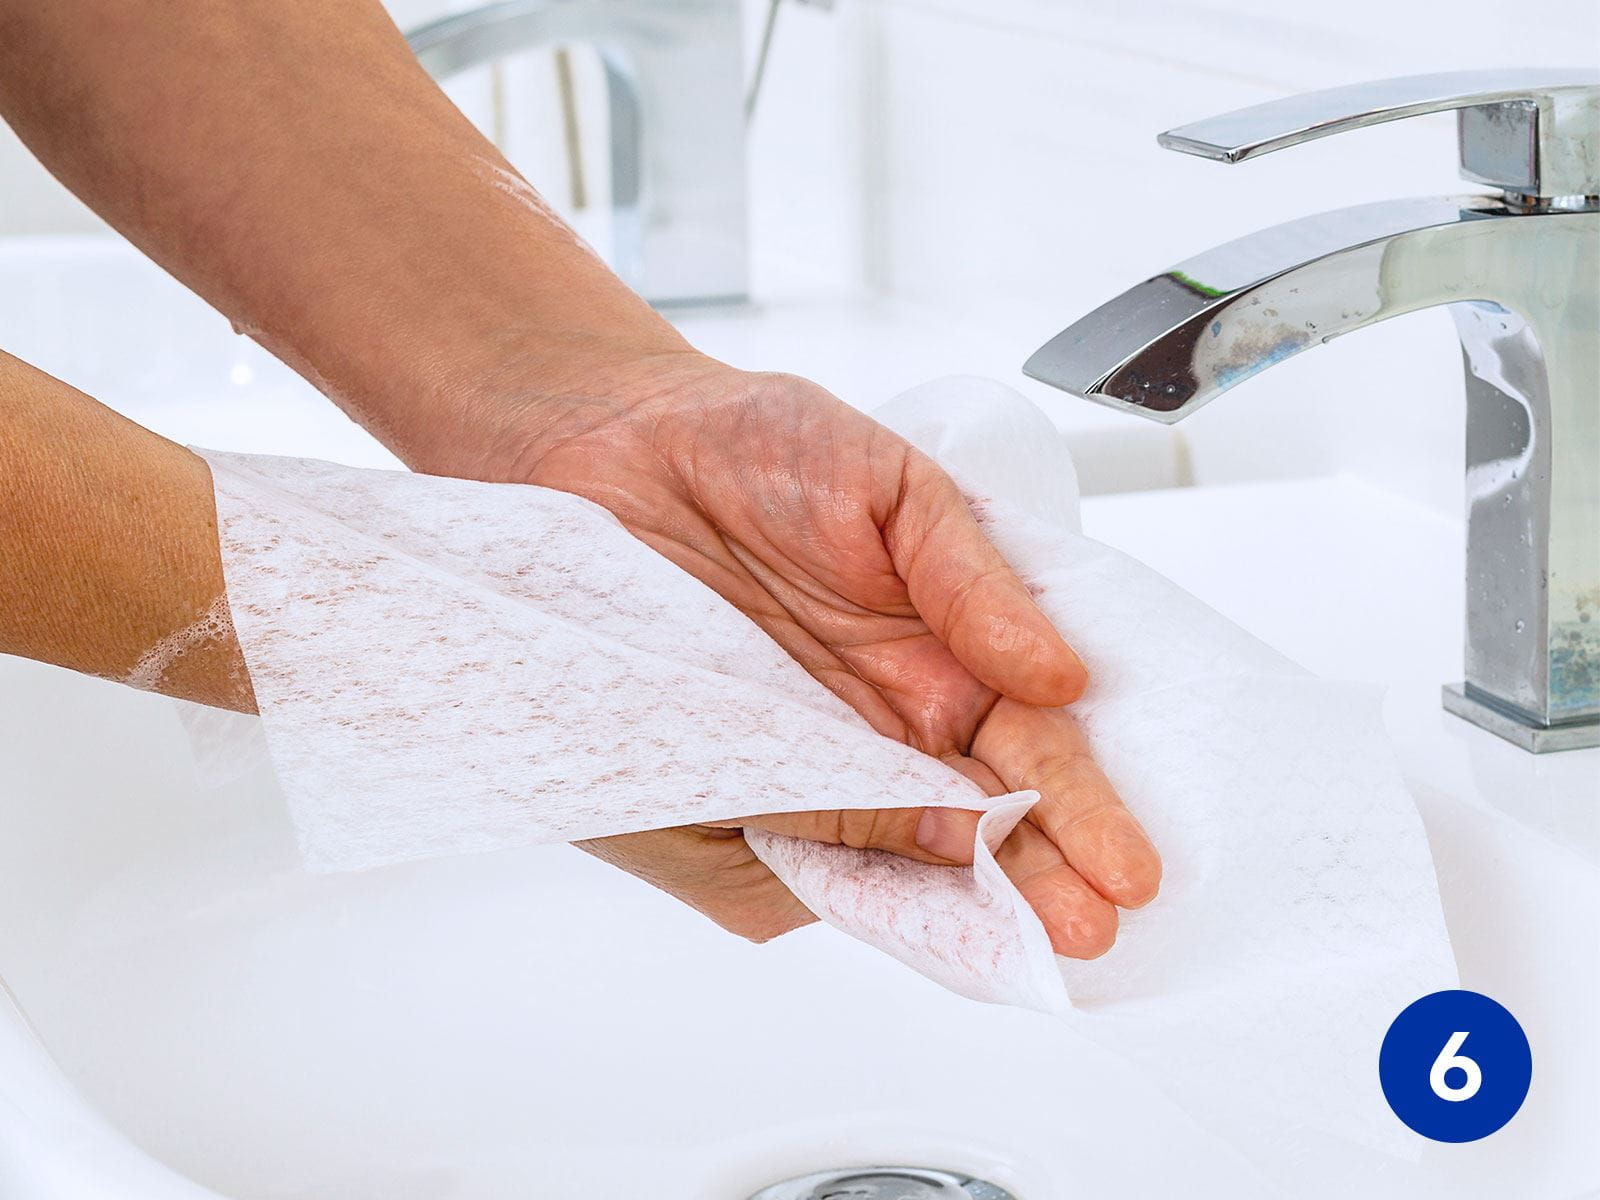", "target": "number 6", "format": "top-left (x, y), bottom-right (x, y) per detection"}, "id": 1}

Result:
top-left (1430, 1031), bottom-right (1483, 1102)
